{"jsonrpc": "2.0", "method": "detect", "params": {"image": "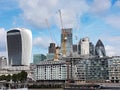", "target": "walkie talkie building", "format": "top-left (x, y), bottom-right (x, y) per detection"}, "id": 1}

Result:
top-left (7, 28), bottom-right (32, 66)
